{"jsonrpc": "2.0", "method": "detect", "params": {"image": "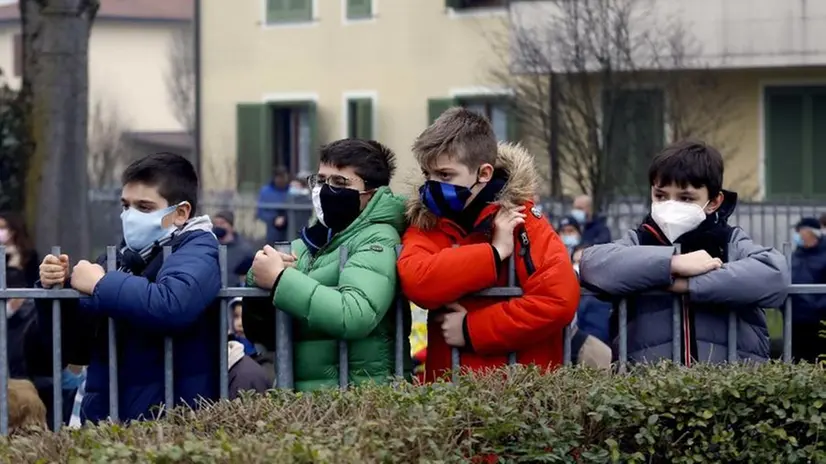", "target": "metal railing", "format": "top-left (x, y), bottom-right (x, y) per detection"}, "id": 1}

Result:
top-left (0, 240), bottom-right (819, 435)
